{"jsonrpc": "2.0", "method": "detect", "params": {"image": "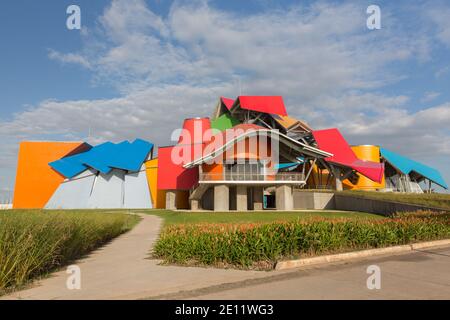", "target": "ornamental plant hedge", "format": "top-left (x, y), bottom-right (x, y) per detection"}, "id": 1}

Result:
top-left (153, 211), bottom-right (450, 269)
